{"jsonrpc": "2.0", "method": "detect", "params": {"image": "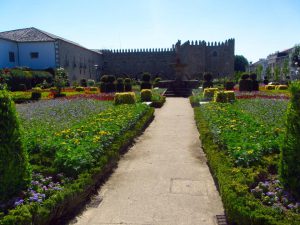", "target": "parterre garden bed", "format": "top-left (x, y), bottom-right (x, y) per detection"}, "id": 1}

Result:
top-left (193, 96), bottom-right (300, 224)
top-left (0, 96), bottom-right (154, 225)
